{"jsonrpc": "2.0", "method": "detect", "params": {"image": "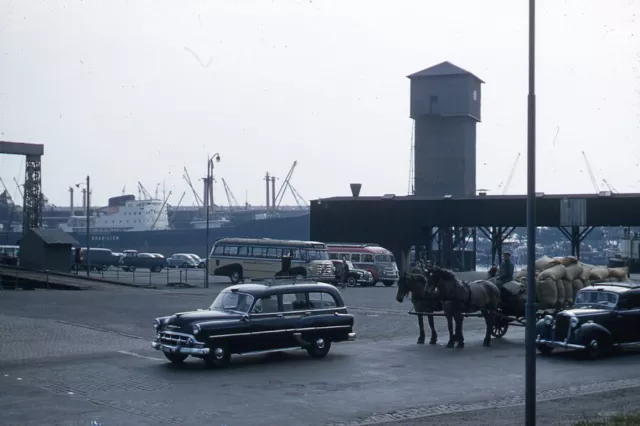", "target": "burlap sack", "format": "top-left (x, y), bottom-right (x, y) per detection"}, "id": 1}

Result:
top-left (535, 255), bottom-right (560, 271)
top-left (562, 279), bottom-right (574, 304)
top-left (515, 269), bottom-right (527, 281)
top-left (589, 268), bottom-right (609, 281)
top-left (608, 267), bottom-right (629, 280)
top-left (503, 280), bottom-right (525, 296)
top-left (539, 264), bottom-right (567, 281)
top-left (564, 263), bottom-right (583, 281)
top-left (555, 278), bottom-right (566, 306)
top-left (572, 279), bottom-right (584, 297)
top-left (579, 266), bottom-right (592, 282)
top-left (556, 256), bottom-right (579, 266)
top-left (536, 277), bottom-right (557, 306)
